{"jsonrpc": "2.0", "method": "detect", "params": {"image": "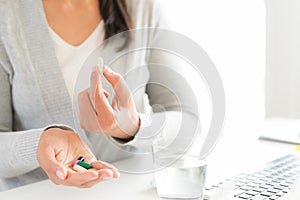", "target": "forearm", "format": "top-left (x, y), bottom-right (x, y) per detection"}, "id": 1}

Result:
top-left (0, 124), bottom-right (78, 178)
top-left (112, 111), bottom-right (200, 151)
top-left (0, 129), bottom-right (42, 178)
